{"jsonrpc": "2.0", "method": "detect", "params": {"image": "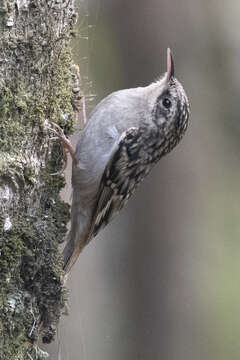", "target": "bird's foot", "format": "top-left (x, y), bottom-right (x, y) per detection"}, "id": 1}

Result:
top-left (45, 121), bottom-right (76, 174)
